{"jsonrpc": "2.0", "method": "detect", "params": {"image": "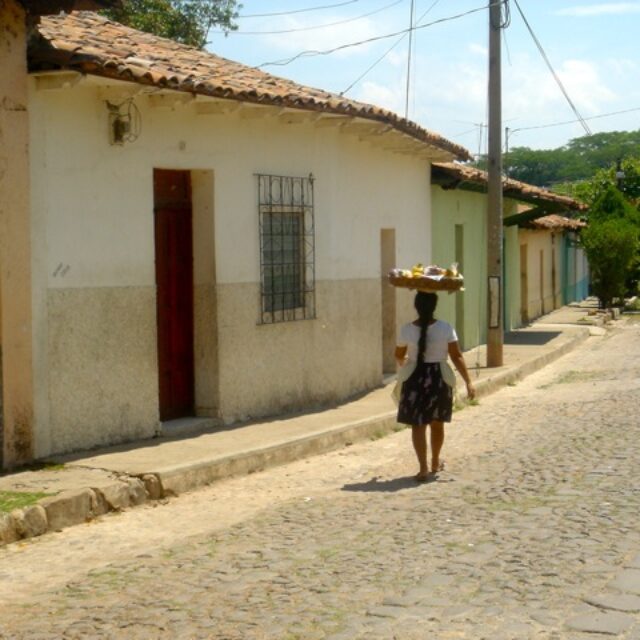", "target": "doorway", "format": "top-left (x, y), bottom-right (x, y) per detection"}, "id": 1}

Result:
top-left (154, 169), bottom-right (195, 421)
top-left (520, 244), bottom-right (528, 324)
top-left (380, 229), bottom-right (396, 375)
top-left (454, 224), bottom-right (465, 349)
